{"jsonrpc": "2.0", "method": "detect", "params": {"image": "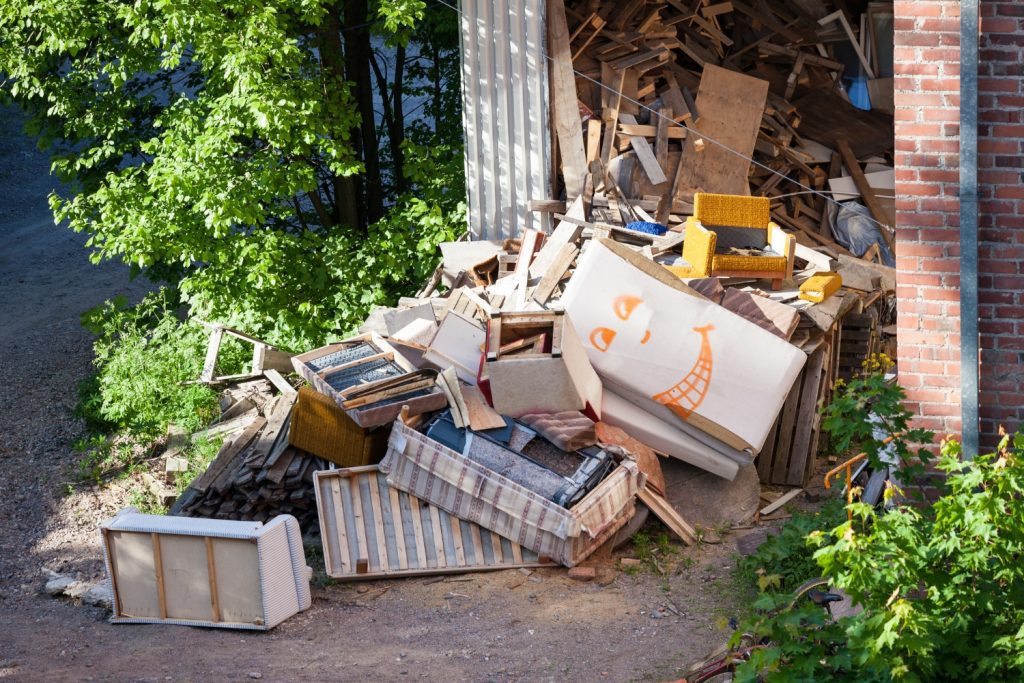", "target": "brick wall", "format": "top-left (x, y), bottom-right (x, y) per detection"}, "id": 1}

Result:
top-left (895, 1), bottom-right (1024, 445)
top-left (894, 0), bottom-right (962, 438)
